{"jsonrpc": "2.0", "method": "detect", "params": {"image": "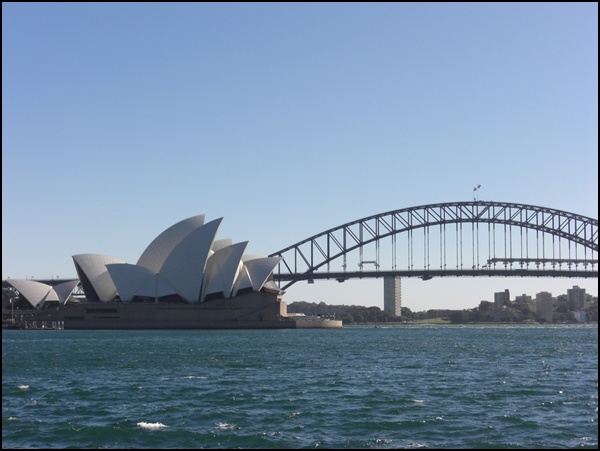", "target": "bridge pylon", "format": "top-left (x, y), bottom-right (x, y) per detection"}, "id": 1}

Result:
top-left (383, 276), bottom-right (402, 317)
